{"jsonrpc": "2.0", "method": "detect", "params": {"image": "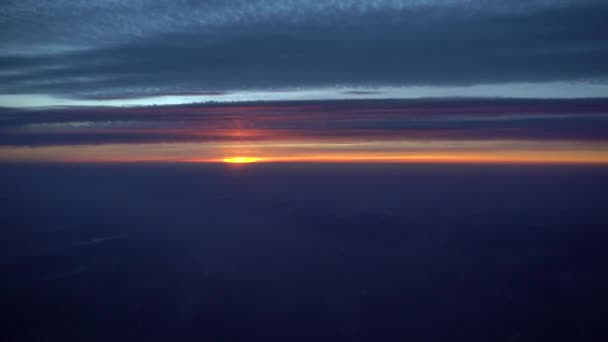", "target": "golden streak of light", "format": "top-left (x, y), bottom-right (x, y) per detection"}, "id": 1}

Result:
top-left (222, 157), bottom-right (262, 163)
top-left (209, 152), bottom-right (608, 164)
